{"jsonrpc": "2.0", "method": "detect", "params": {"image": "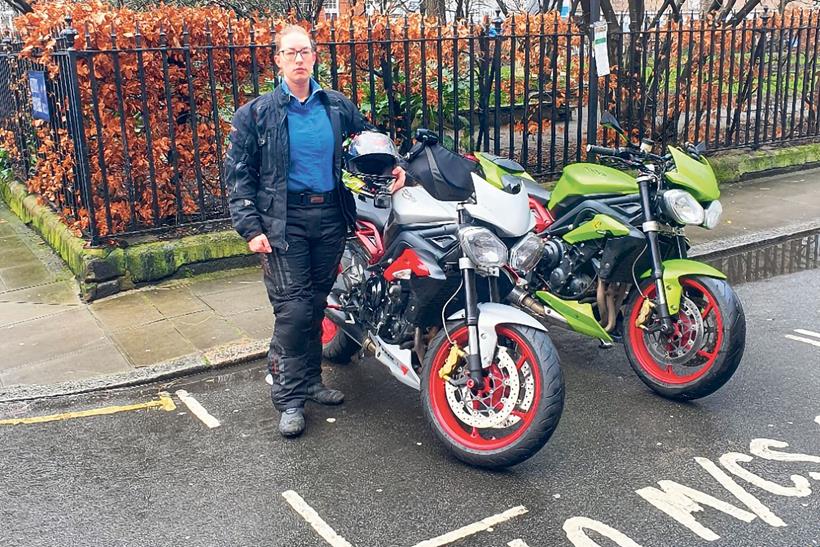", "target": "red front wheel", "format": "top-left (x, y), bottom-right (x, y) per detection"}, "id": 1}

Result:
top-left (421, 322), bottom-right (564, 469)
top-left (624, 276), bottom-right (746, 400)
